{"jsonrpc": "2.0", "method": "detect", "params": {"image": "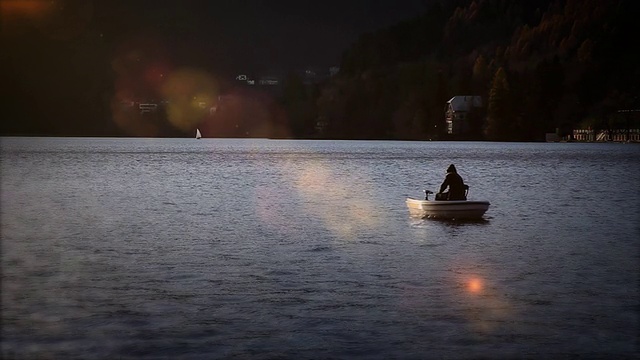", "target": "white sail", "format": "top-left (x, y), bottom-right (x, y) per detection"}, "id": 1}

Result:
top-left (196, 129), bottom-right (202, 139)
